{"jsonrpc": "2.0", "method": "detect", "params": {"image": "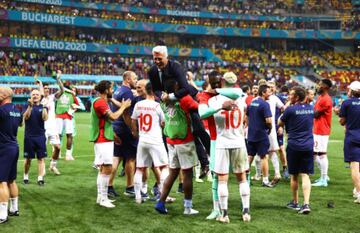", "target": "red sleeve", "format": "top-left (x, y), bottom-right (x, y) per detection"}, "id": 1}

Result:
top-left (179, 95), bottom-right (198, 112)
top-left (94, 99), bottom-right (110, 118)
top-left (196, 92), bottom-right (207, 105)
top-left (316, 96), bottom-right (331, 113)
top-left (73, 95), bottom-right (79, 105)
